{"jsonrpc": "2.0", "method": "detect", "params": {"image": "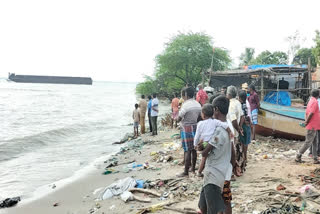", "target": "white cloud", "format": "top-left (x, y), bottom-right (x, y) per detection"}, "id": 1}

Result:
top-left (0, 0), bottom-right (319, 82)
